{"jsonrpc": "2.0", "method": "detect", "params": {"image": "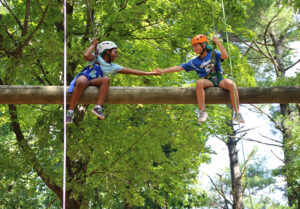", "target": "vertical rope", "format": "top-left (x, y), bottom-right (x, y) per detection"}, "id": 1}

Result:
top-left (221, 0), bottom-right (254, 208)
top-left (85, 0), bottom-right (96, 37)
top-left (63, 0), bottom-right (67, 208)
top-left (85, 0), bottom-right (99, 59)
